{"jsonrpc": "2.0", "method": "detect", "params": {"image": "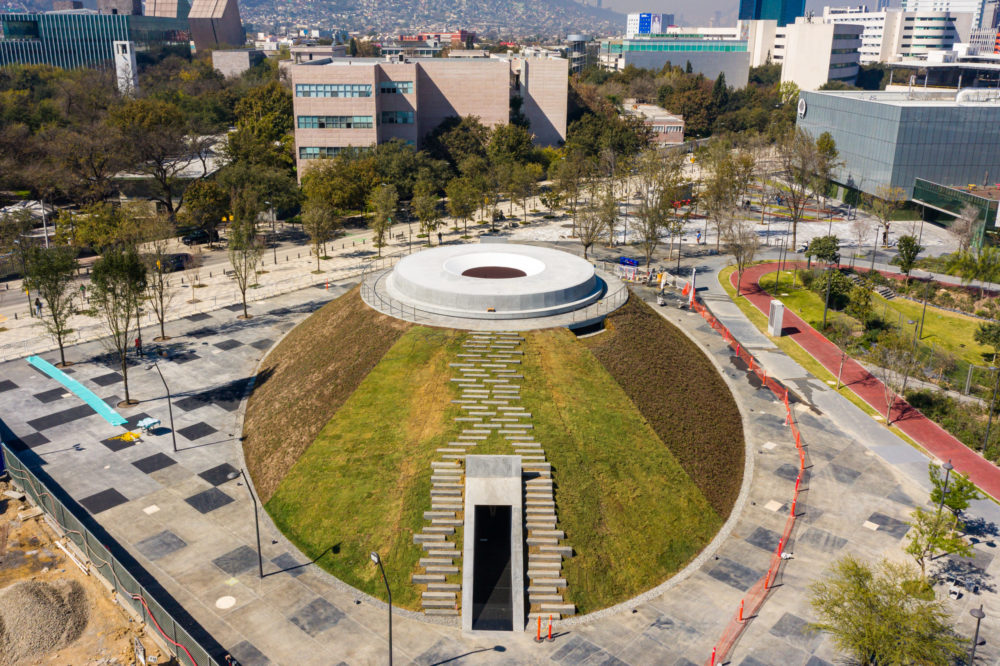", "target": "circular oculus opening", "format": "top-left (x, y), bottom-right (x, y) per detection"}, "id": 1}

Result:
top-left (461, 266), bottom-right (527, 279)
